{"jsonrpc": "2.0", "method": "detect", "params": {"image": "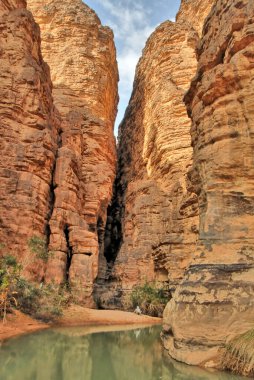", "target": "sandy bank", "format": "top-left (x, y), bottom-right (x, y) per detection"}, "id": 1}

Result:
top-left (57, 305), bottom-right (162, 326)
top-left (0, 311), bottom-right (48, 342)
top-left (58, 305), bottom-right (162, 326)
top-left (0, 306), bottom-right (161, 342)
